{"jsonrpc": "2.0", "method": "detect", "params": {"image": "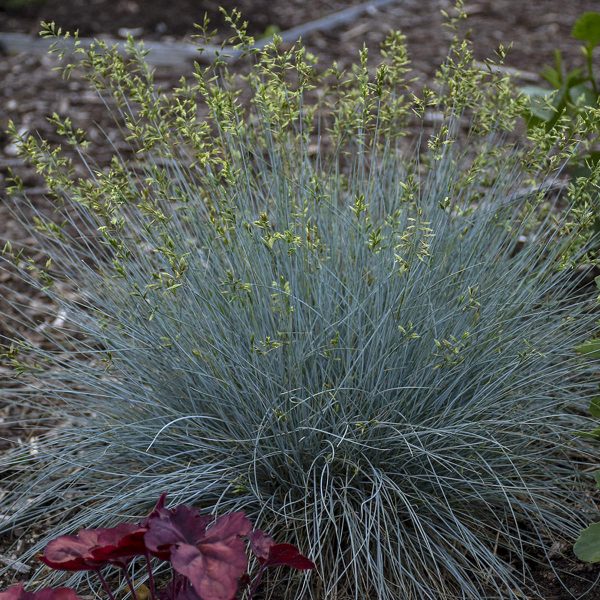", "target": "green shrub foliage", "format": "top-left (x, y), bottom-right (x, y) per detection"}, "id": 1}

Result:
top-left (2, 8), bottom-right (600, 600)
top-left (521, 10), bottom-right (600, 180)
